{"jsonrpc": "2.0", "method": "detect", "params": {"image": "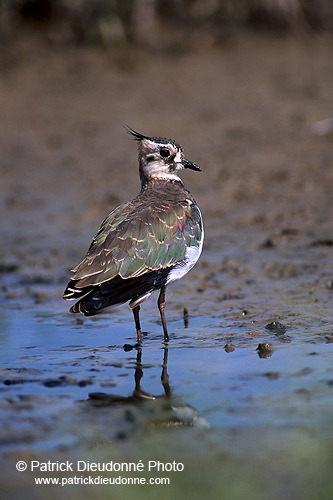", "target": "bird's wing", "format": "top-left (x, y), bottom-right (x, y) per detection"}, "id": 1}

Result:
top-left (68, 199), bottom-right (202, 289)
